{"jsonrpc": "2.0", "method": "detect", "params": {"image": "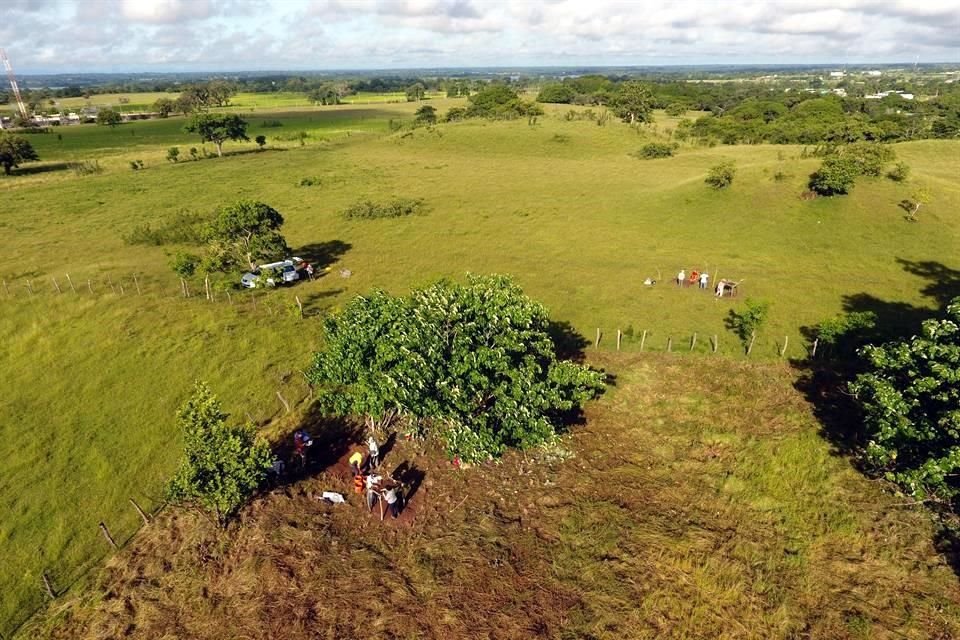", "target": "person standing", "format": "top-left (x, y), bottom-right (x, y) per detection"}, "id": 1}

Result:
top-left (677, 269), bottom-right (686, 287)
top-left (365, 473), bottom-right (382, 511)
top-left (305, 263), bottom-right (315, 280)
top-left (349, 451), bottom-right (363, 477)
top-left (699, 272), bottom-right (709, 290)
top-left (383, 486), bottom-right (400, 519)
top-left (367, 435), bottom-right (380, 470)
top-left (716, 279), bottom-right (726, 297)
